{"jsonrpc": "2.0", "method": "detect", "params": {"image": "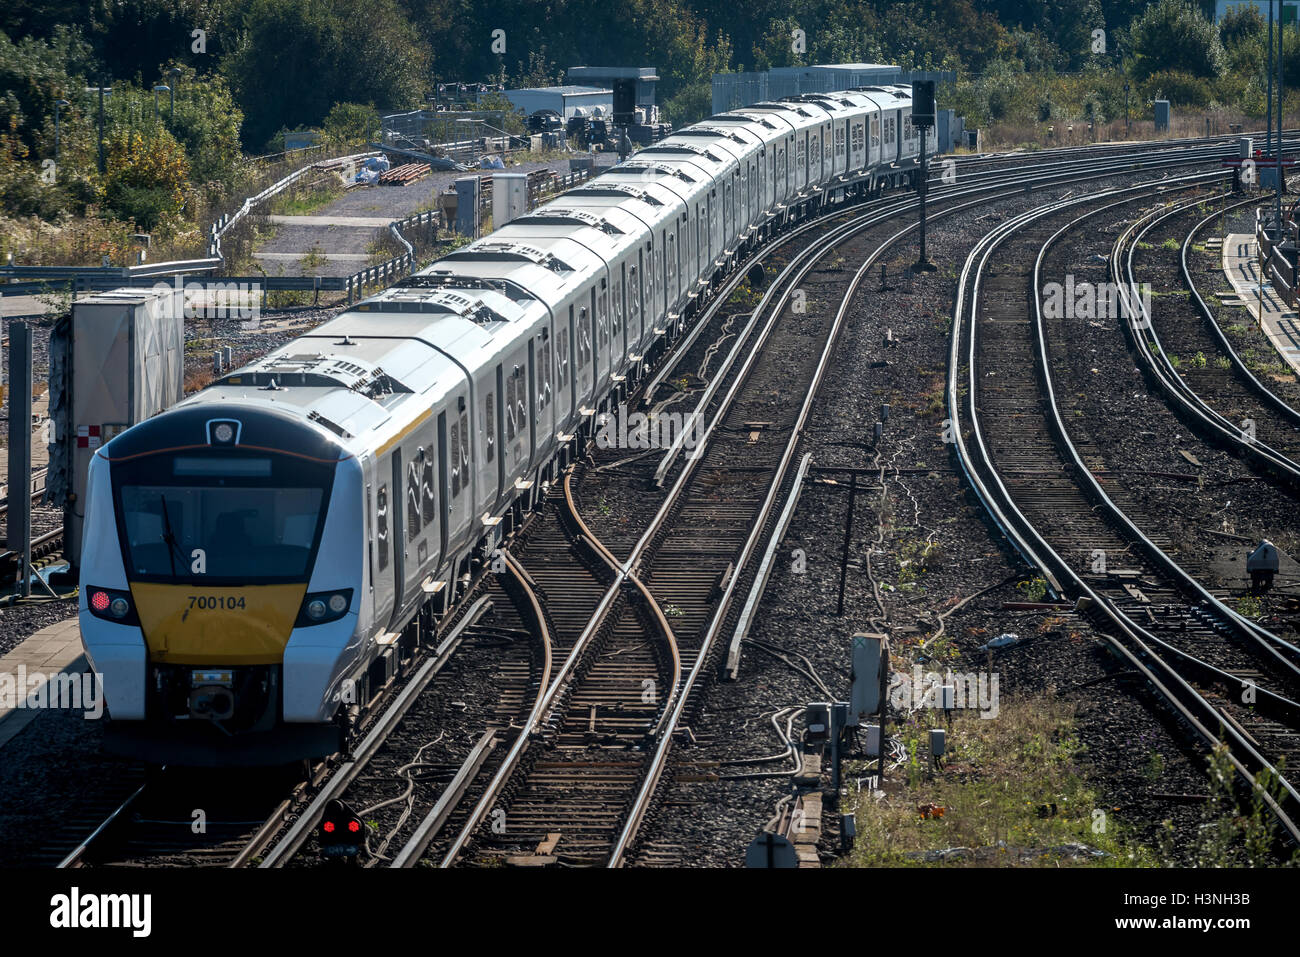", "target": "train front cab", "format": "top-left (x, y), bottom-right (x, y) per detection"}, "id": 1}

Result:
top-left (79, 405), bottom-right (361, 766)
